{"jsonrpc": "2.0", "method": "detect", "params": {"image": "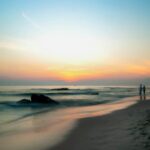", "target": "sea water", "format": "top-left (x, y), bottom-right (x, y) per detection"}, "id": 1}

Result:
top-left (0, 85), bottom-right (146, 150)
